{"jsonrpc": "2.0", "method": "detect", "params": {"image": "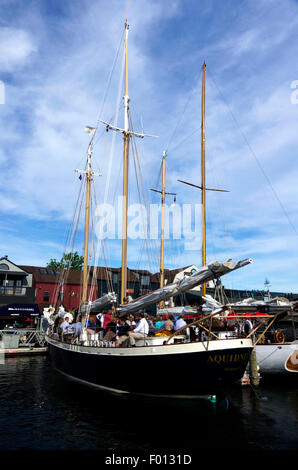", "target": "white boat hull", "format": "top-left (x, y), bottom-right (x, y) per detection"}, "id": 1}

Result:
top-left (256, 341), bottom-right (298, 375)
